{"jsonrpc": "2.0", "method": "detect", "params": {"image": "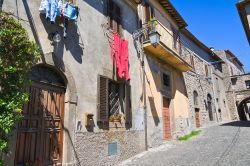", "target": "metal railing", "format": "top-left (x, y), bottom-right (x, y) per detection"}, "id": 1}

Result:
top-left (144, 20), bottom-right (194, 68)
